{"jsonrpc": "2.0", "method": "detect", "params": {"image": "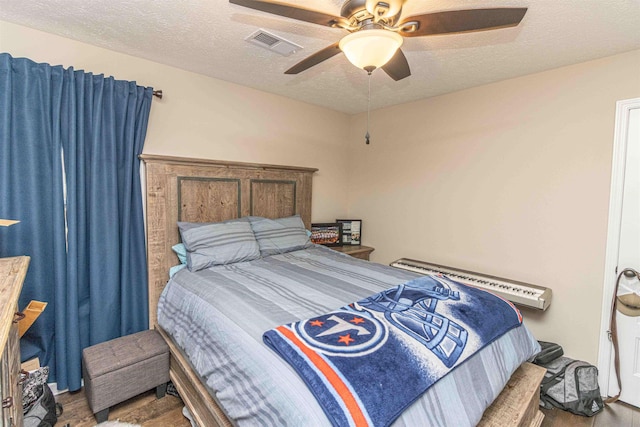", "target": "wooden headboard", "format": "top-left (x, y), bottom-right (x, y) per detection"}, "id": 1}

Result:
top-left (141, 154), bottom-right (317, 328)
